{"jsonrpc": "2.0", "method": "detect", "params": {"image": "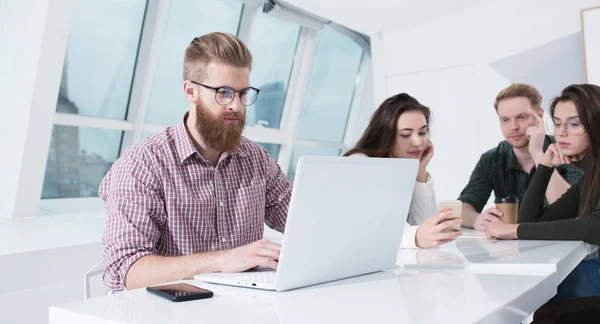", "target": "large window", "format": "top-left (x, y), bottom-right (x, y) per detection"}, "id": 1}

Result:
top-left (38, 0), bottom-right (369, 209)
top-left (297, 26), bottom-right (364, 142)
top-left (245, 8), bottom-right (300, 129)
top-left (144, 0), bottom-right (243, 125)
top-left (58, 0), bottom-right (147, 119)
top-left (287, 25), bottom-right (364, 181)
top-left (42, 127), bottom-right (122, 198)
top-left (43, 0), bottom-right (147, 199)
